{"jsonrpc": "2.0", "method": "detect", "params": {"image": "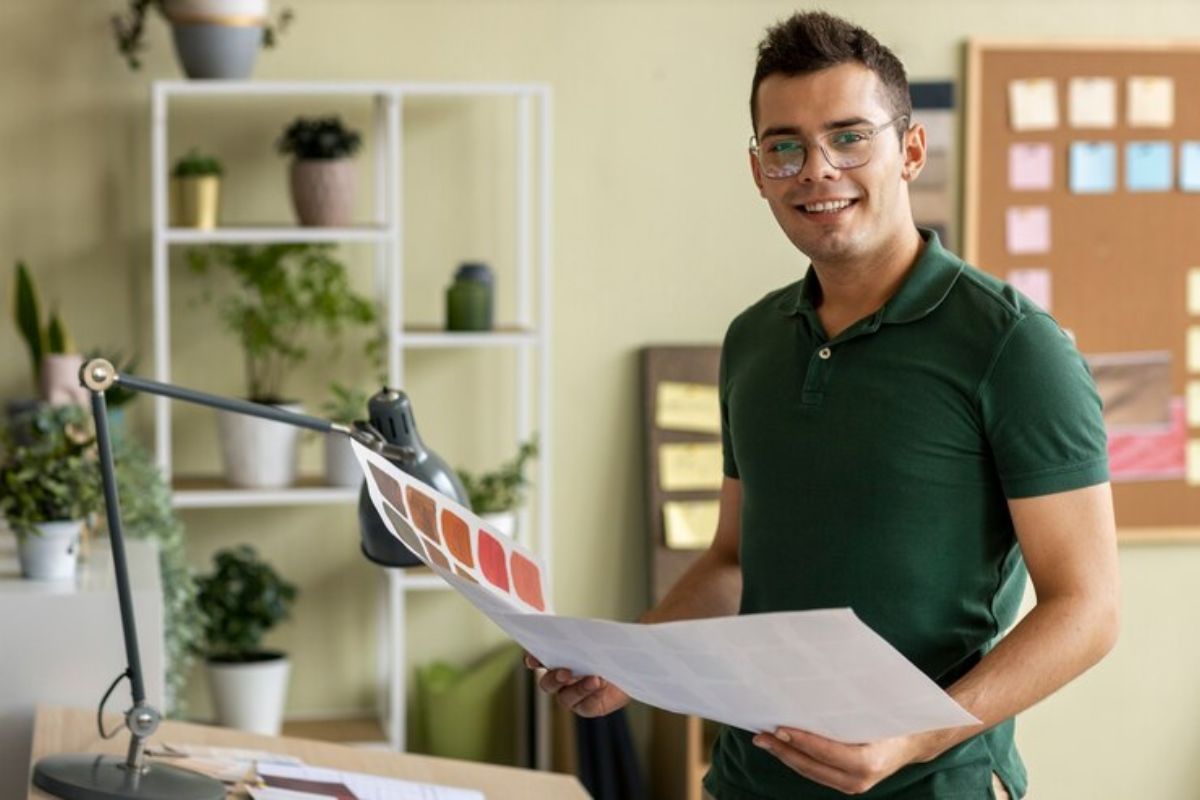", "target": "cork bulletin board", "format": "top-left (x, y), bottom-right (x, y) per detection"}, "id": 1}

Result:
top-left (964, 40), bottom-right (1200, 542)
